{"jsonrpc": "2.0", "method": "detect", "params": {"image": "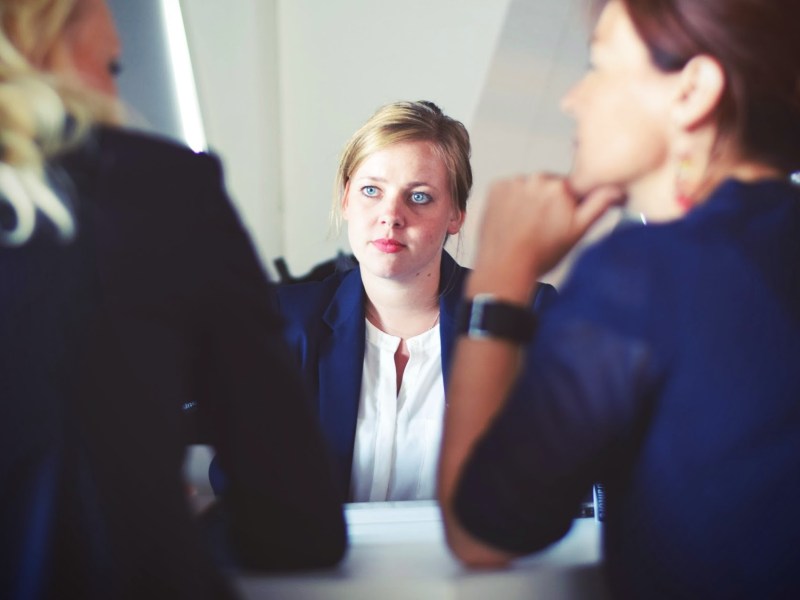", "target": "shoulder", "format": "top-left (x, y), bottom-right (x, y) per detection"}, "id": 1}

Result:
top-left (533, 281), bottom-right (558, 312)
top-left (56, 126), bottom-right (236, 229)
top-left (440, 251), bottom-right (469, 295)
top-left (574, 221), bottom-right (655, 283)
top-left (277, 268), bottom-right (359, 325)
top-left (92, 126), bottom-right (219, 170)
top-left (57, 126), bottom-right (223, 199)
top-left (545, 219), bottom-right (683, 340)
